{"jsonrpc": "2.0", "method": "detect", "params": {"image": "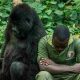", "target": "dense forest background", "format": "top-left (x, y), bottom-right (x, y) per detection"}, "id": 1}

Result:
top-left (0, 0), bottom-right (80, 57)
